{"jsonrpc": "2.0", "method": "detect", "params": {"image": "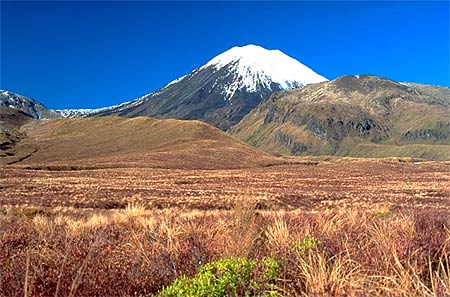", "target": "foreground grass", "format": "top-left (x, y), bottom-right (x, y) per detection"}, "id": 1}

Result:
top-left (0, 203), bottom-right (449, 296)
